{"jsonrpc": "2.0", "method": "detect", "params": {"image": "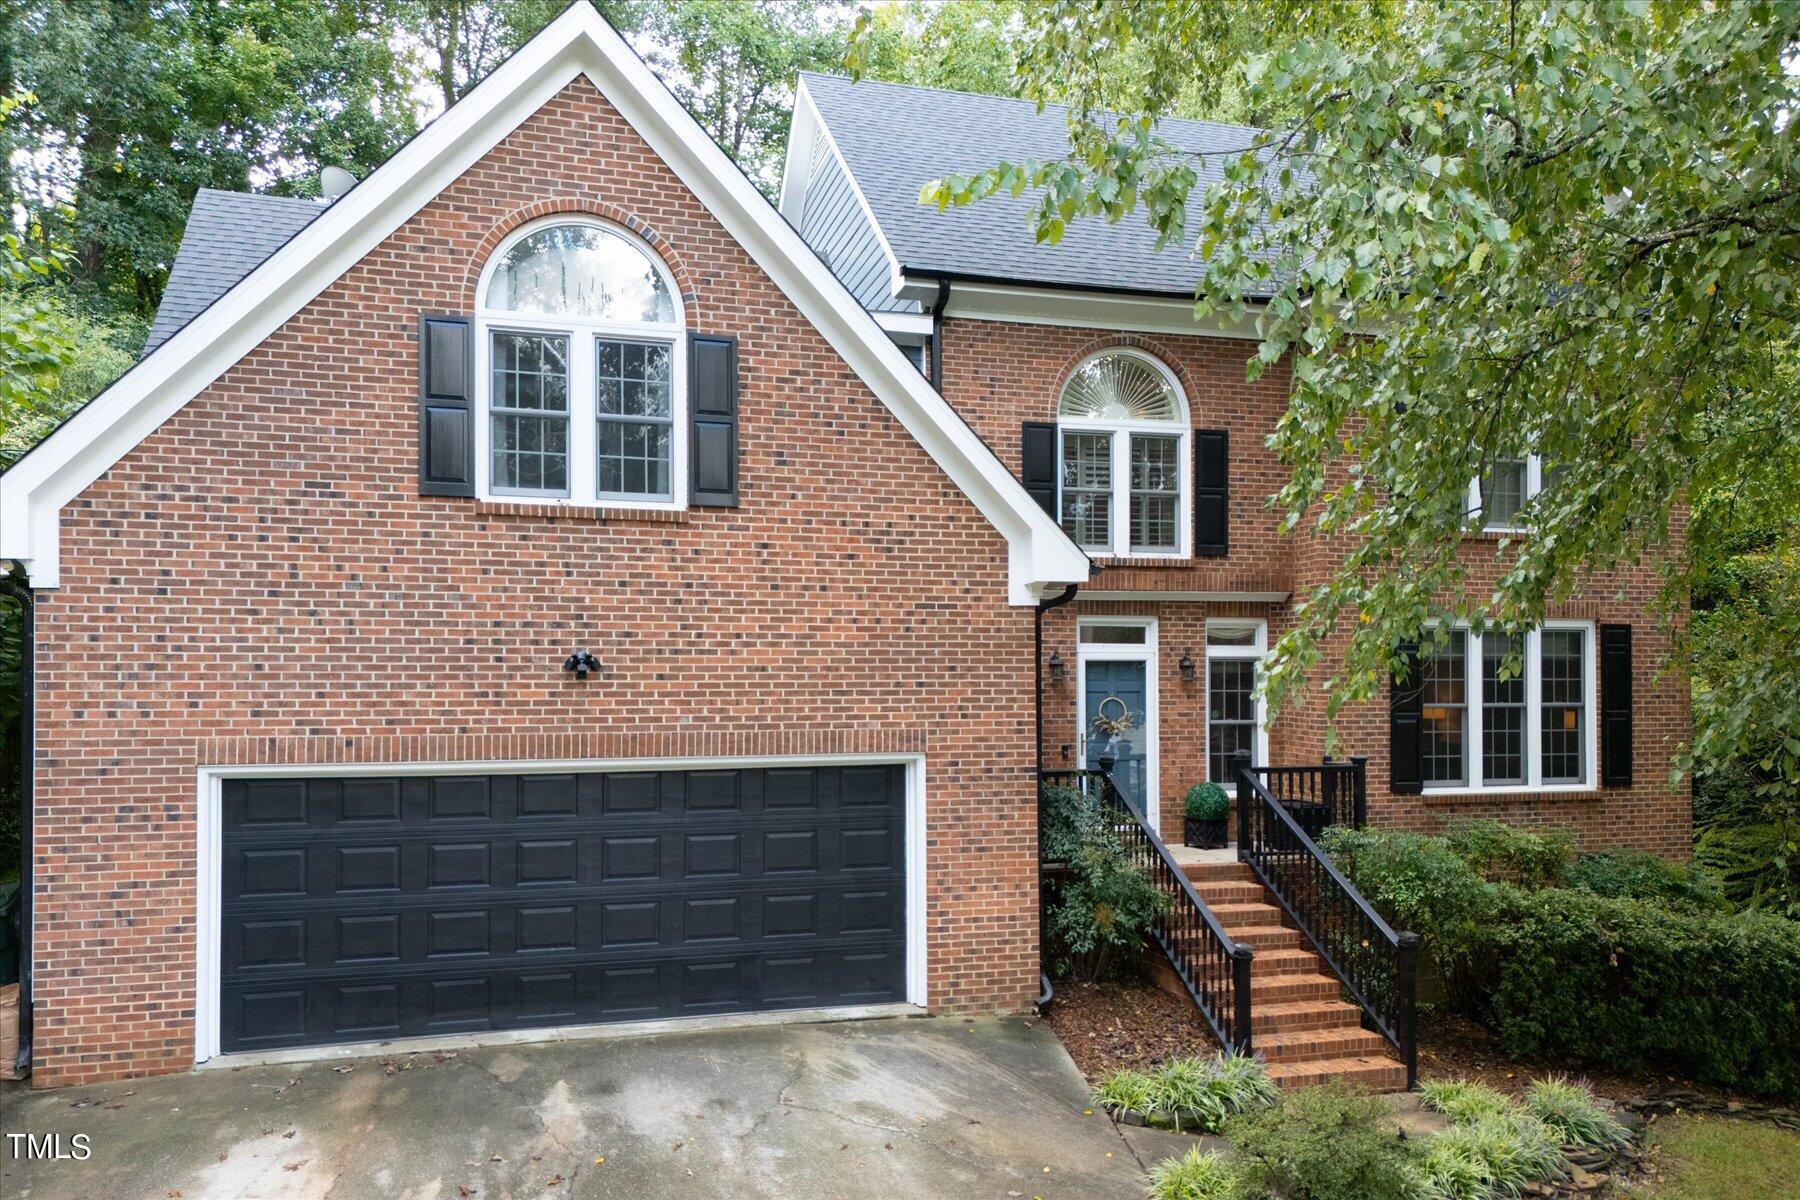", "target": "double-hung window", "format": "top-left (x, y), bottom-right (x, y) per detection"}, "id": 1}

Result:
top-left (1056, 350), bottom-right (1189, 557)
top-left (1420, 624), bottom-right (1596, 791)
top-left (1206, 621), bottom-right (1267, 783)
top-left (478, 219), bottom-right (686, 507)
top-left (1472, 455), bottom-right (1555, 531)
